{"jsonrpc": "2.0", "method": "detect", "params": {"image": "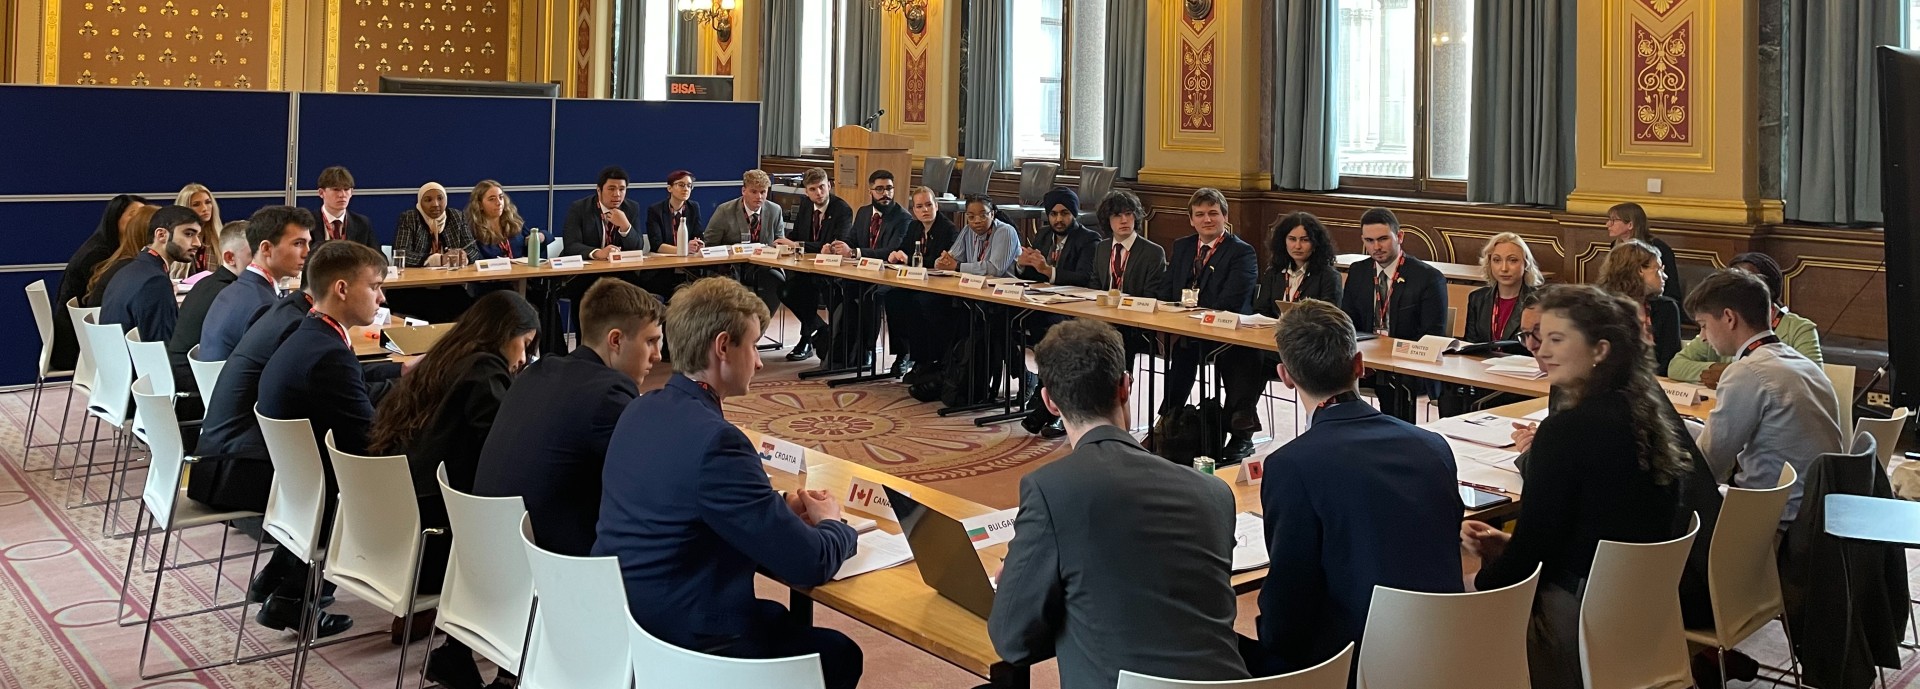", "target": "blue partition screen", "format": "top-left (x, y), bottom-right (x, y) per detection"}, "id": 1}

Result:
top-left (0, 84), bottom-right (761, 387)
